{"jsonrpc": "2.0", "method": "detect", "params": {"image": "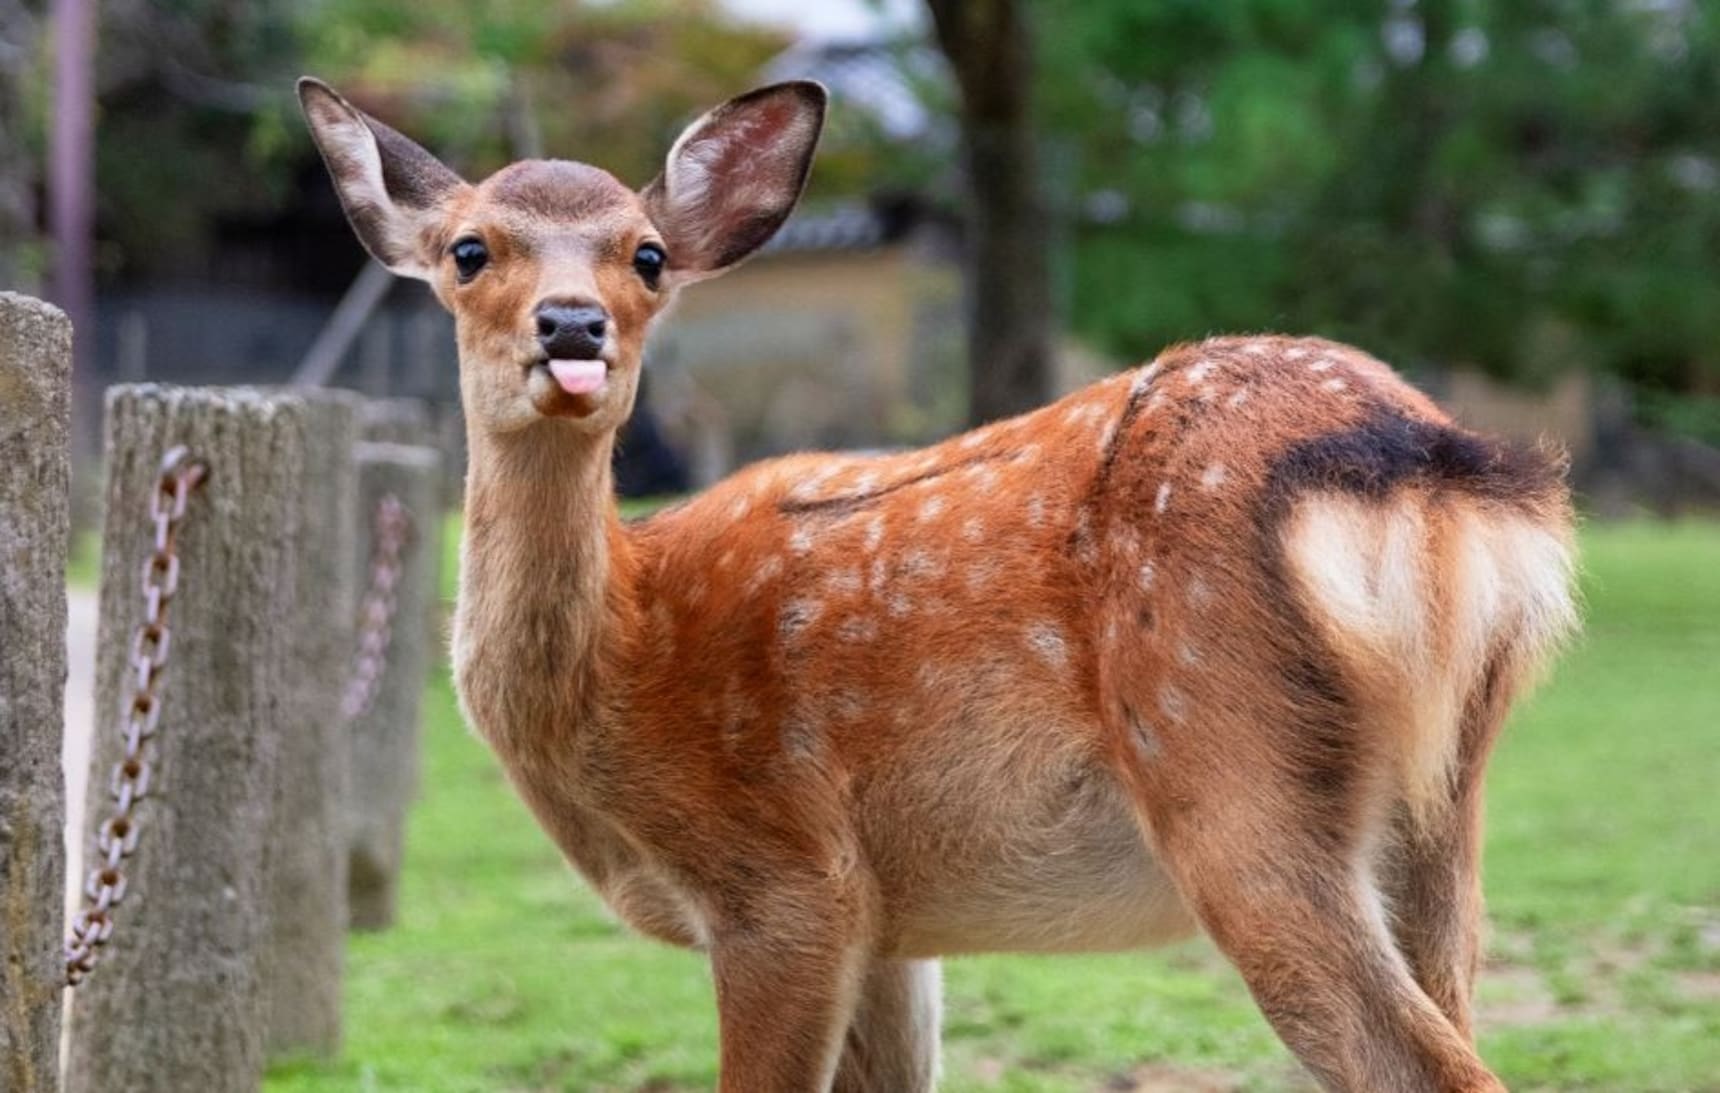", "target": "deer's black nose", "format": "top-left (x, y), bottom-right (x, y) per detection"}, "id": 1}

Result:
top-left (535, 301), bottom-right (608, 360)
